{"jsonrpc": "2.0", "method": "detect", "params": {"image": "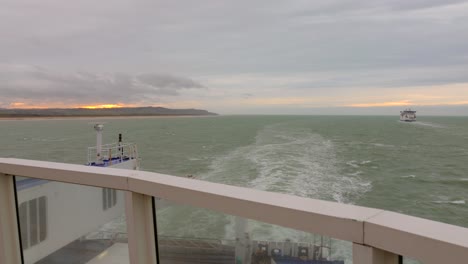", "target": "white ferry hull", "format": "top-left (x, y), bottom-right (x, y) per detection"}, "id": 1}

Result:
top-left (400, 109), bottom-right (417, 122)
top-left (19, 180), bottom-right (126, 264)
top-left (400, 118), bottom-right (416, 122)
top-left (19, 126), bottom-right (138, 264)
